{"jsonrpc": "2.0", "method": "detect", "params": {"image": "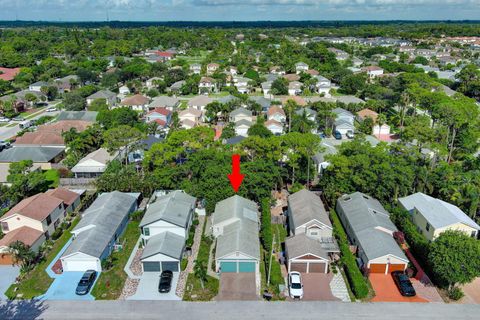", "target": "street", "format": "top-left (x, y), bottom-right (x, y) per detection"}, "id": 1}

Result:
top-left (1, 300), bottom-right (479, 320)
